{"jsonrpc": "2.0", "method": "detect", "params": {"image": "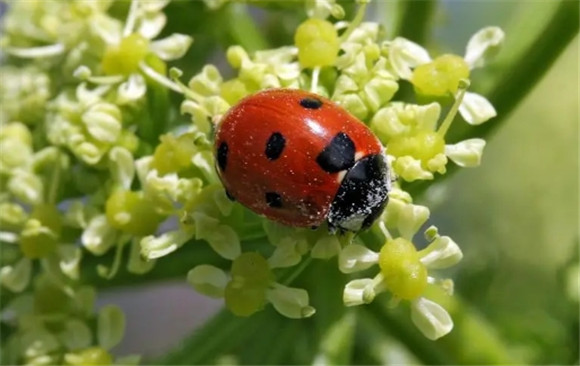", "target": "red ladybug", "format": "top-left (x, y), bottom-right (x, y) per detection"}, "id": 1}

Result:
top-left (214, 89), bottom-right (390, 232)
